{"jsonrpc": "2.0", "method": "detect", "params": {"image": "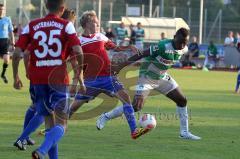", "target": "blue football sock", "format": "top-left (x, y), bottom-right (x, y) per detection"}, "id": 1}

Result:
top-left (48, 144), bottom-right (58, 159)
top-left (38, 124), bottom-right (65, 155)
top-left (123, 104), bottom-right (137, 133)
top-left (23, 106), bottom-right (35, 130)
top-left (19, 113), bottom-right (44, 141)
